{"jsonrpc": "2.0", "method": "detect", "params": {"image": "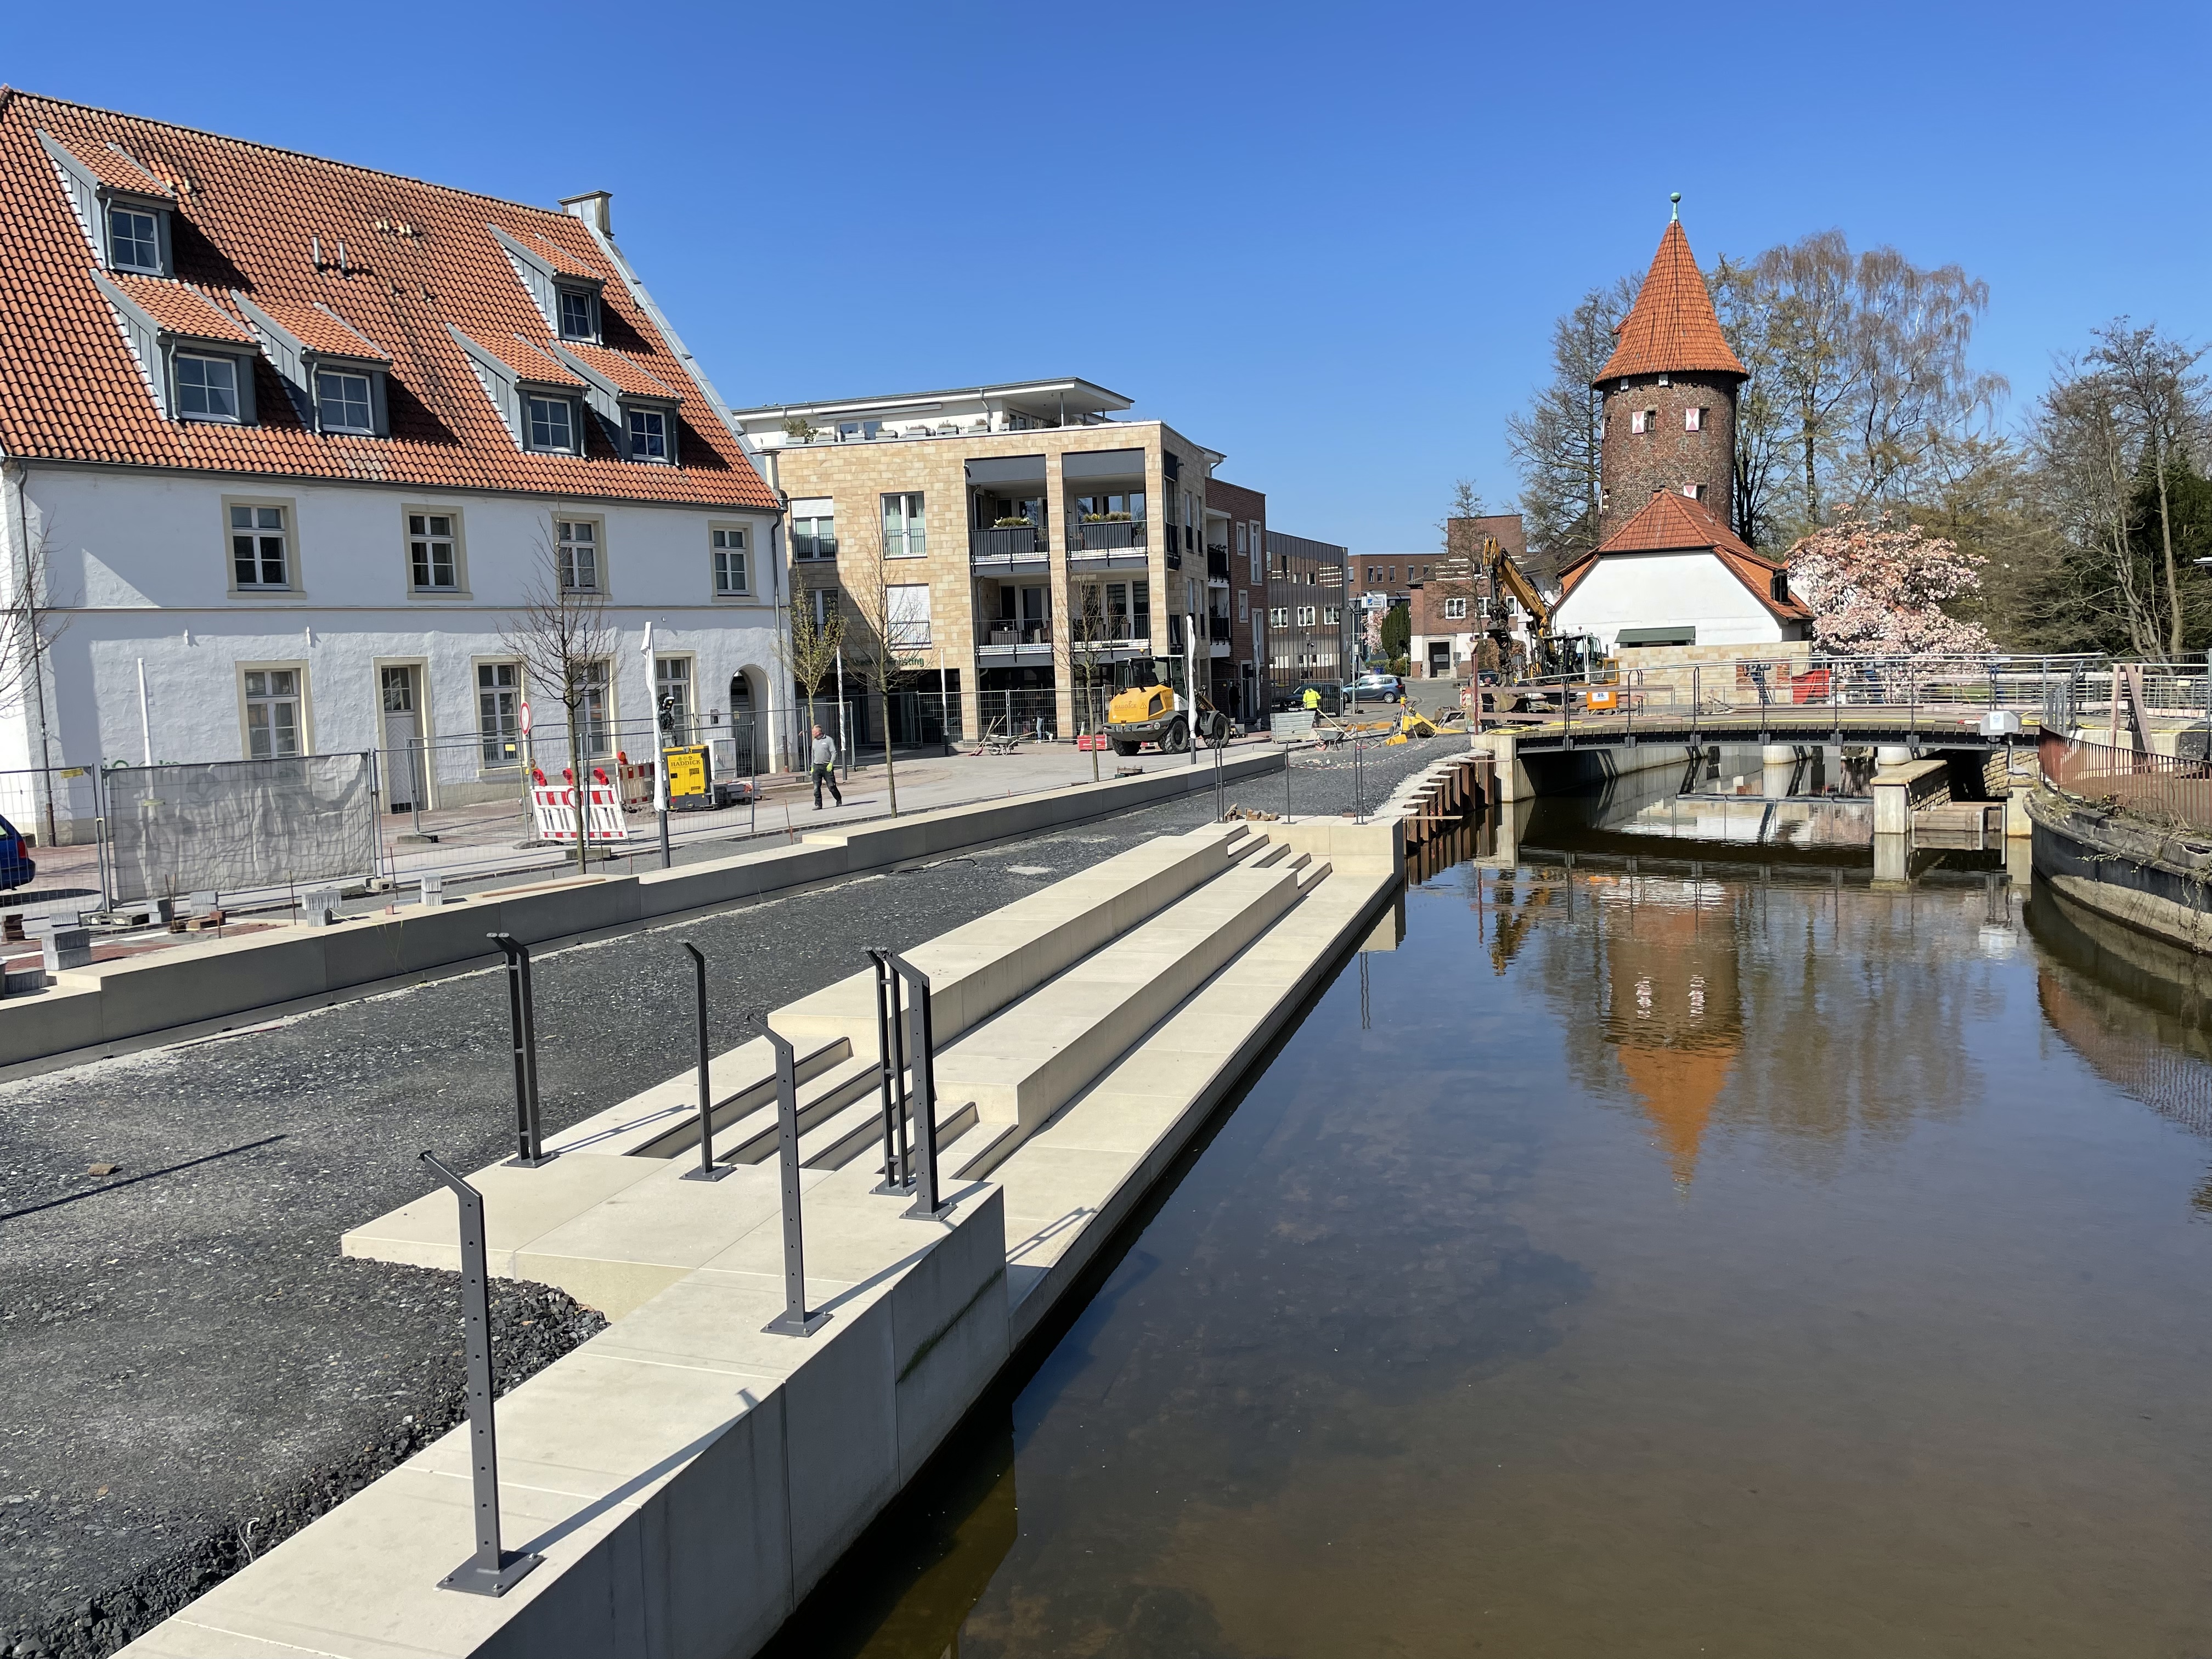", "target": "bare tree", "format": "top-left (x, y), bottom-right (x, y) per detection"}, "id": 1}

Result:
top-left (843, 557), bottom-right (926, 816)
top-left (779, 564), bottom-right (844, 761)
top-left (1506, 278), bottom-right (1638, 568)
top-left (499, 526), bottom-right (618, 875)
top-left (1708, 253), bottom-right (1787, 549)
top-left (0, 510), bottom-right (70, 844)
top-left (2087, 320), bottom-right (2208, 653)
top-left (1058, 580), bottom-right (1113, 780)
